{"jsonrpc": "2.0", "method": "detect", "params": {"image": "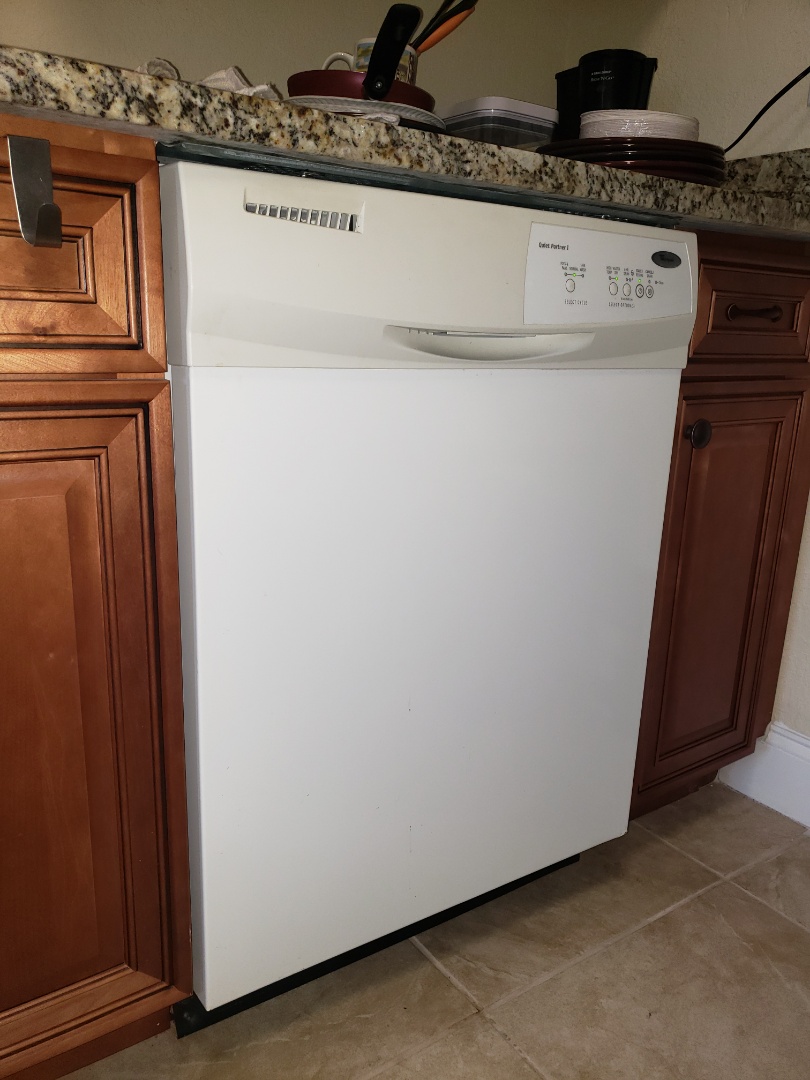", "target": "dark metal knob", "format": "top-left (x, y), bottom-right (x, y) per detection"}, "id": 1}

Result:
top-left (685, 419), bottom-right (713, 449)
